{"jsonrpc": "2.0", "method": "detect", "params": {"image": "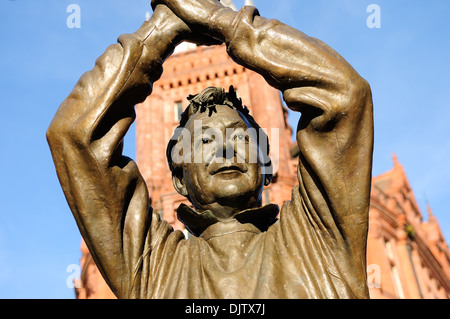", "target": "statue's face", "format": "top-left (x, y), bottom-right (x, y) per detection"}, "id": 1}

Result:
top-left (176, 105), bottom-right (265, 218)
